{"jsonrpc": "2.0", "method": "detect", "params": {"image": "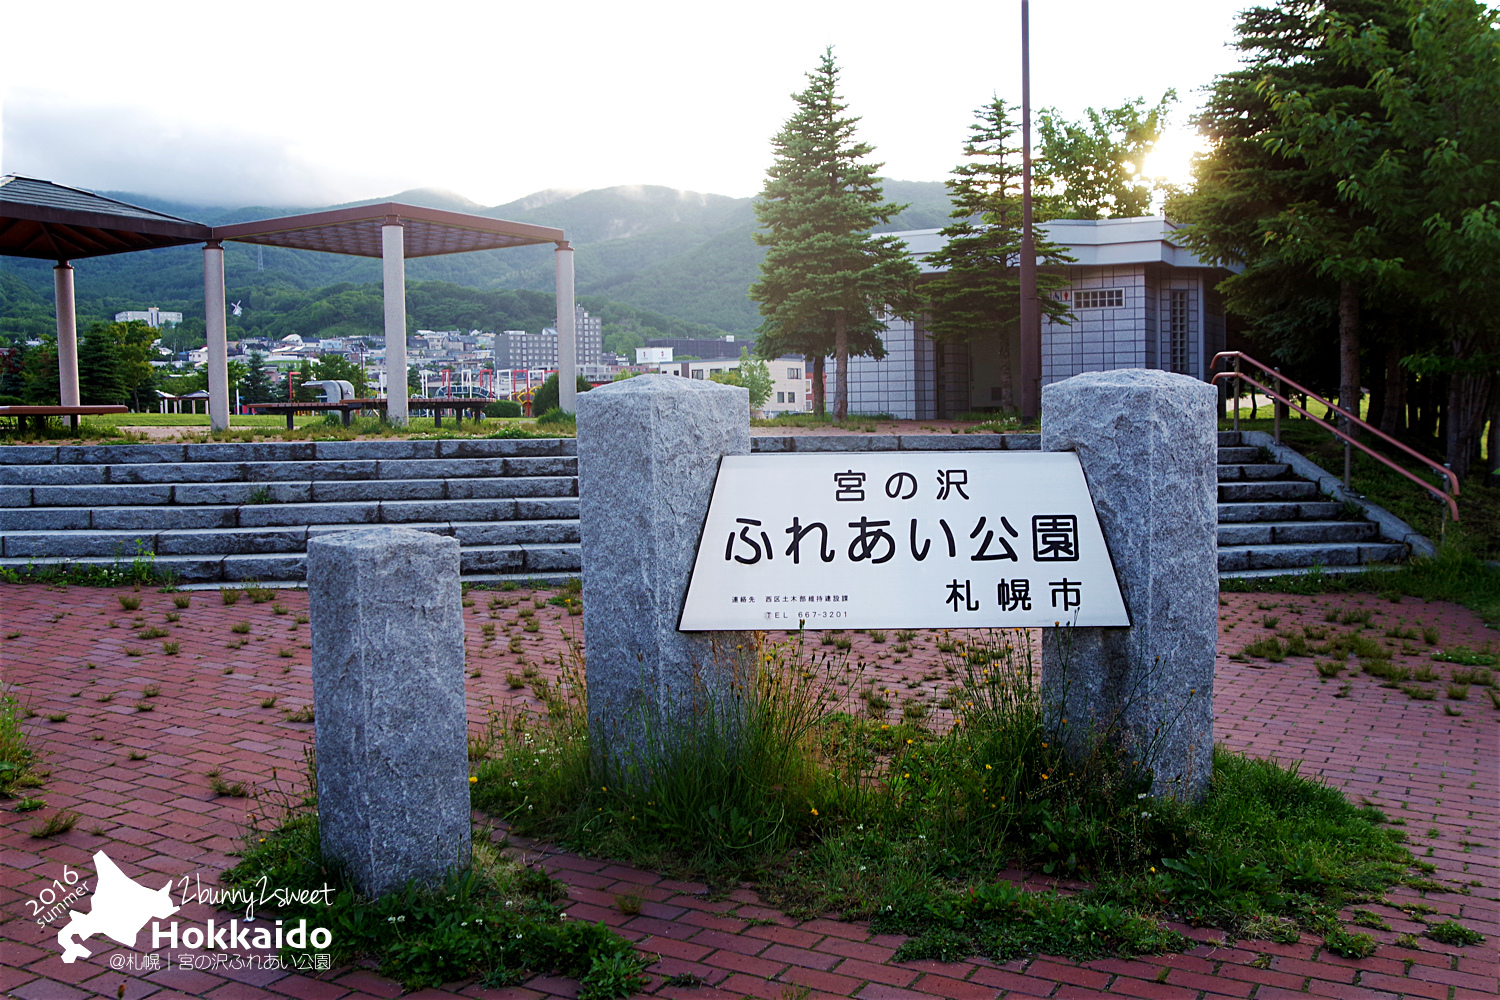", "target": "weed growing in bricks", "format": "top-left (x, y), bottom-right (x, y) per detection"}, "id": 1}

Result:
top-left (221, 588), bottom-right (242, 605)
top-left (231, 621), bottom-right (251, 634)
top-left (1425, 920), bottom-right (1485, 946)
top-left (161, 641), bottom-right (180, 655)
top-left (117, 594), bottom-right (141, 610)
top-left (472, 625), bottom-right (1412, 964)
top-left (224, 777), bottom-right (646, 995)
top-left (172, 593), bottom-right (191, 609)
top-left (15, 797), bottom-right (45, 812)
top-left (30, 809), bottom-right (79, 838)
